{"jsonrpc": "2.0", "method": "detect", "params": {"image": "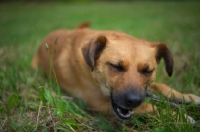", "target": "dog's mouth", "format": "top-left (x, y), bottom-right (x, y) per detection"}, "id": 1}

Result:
top-left (111, 101), bottom-right (134, 120)
top-left (110, 94), bottom-right (134, 120)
